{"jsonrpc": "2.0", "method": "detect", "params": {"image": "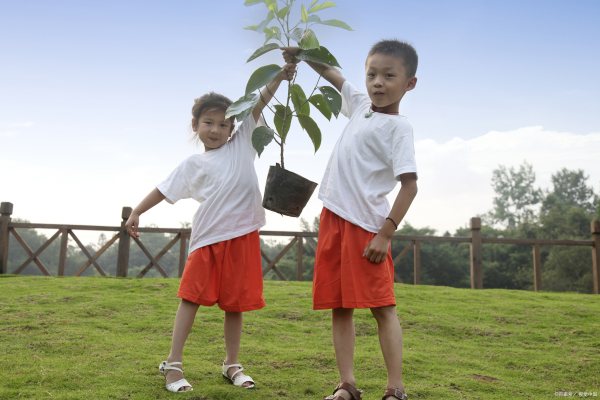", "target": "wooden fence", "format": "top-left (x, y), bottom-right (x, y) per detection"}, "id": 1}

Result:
top-left (1, 202), bottom-right (599, 294)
